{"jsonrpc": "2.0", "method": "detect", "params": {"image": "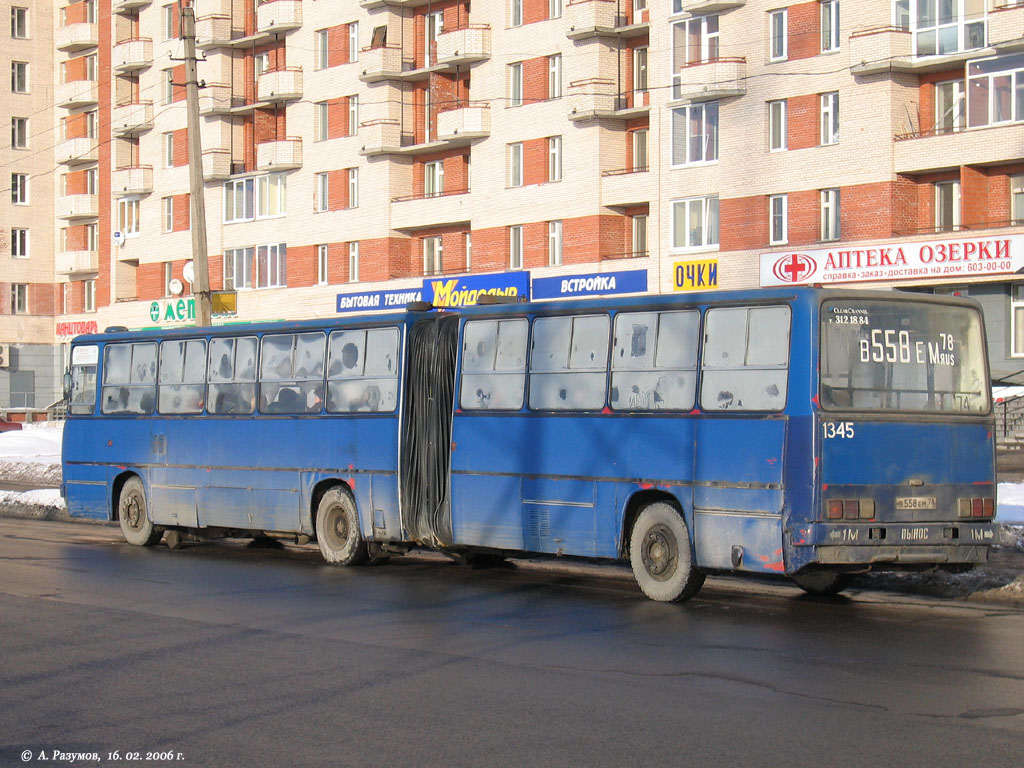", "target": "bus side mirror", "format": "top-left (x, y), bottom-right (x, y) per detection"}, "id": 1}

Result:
top-left (63, 370), bottom-right (72, 401)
